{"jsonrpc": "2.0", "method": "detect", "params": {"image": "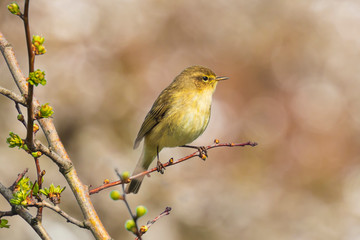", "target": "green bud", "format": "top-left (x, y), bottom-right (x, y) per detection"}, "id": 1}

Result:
top-left (7, 2), bottom-right (20, 15)
top-left (6, 132), bottom-right (23, 149)
top-left (38, 103), bottom-right (53, 118)
top-left (33, 182), bottom-right (39, 196)
top-left (20, 200), bottom-right (28, 207)
top-left (32, 35), bottom-right (46, 55)
top-left (28, 69), bottom-right (46, 86)
top-left (135, 205), bottom-right (147, 218)
top-left (110, 190), bottom-right (123, 200)
top-left (0, 219), bottom-right (10, 228)
top-left (10, 177), bottom-right (36, 208)
top-left (33, 123), bottom-right (40, 133)
top-left (31, 151), bottom-right (42, 158)
top-left (124, 219), bottom-right (136, 233)
top-left (139, 225), bottom-right (148, 233)
top-left (121, 171), bottom-right (130, 182)
top-left (23, 144), bottom-right (29, 151)
top-left (37, 45), bottom-right (46, 55)
top-left (39, 184), bottom-right (65, 205)
top-left (17, 114), bottom-right (24, 121)
top-left (9, 198), bottom-right (21, 205)
top-left (32, 35), bottom-right (45, 45)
